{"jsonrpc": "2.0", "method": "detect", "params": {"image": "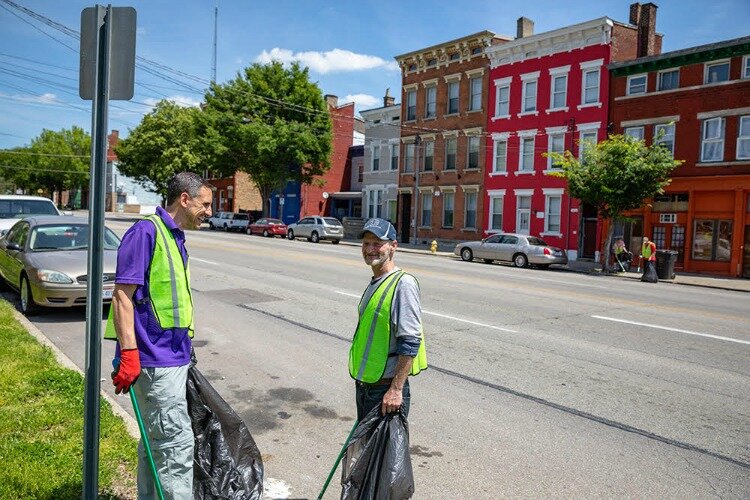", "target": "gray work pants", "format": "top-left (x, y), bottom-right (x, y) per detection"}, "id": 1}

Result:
top-left (132, 365), bottom-right (194, 500)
